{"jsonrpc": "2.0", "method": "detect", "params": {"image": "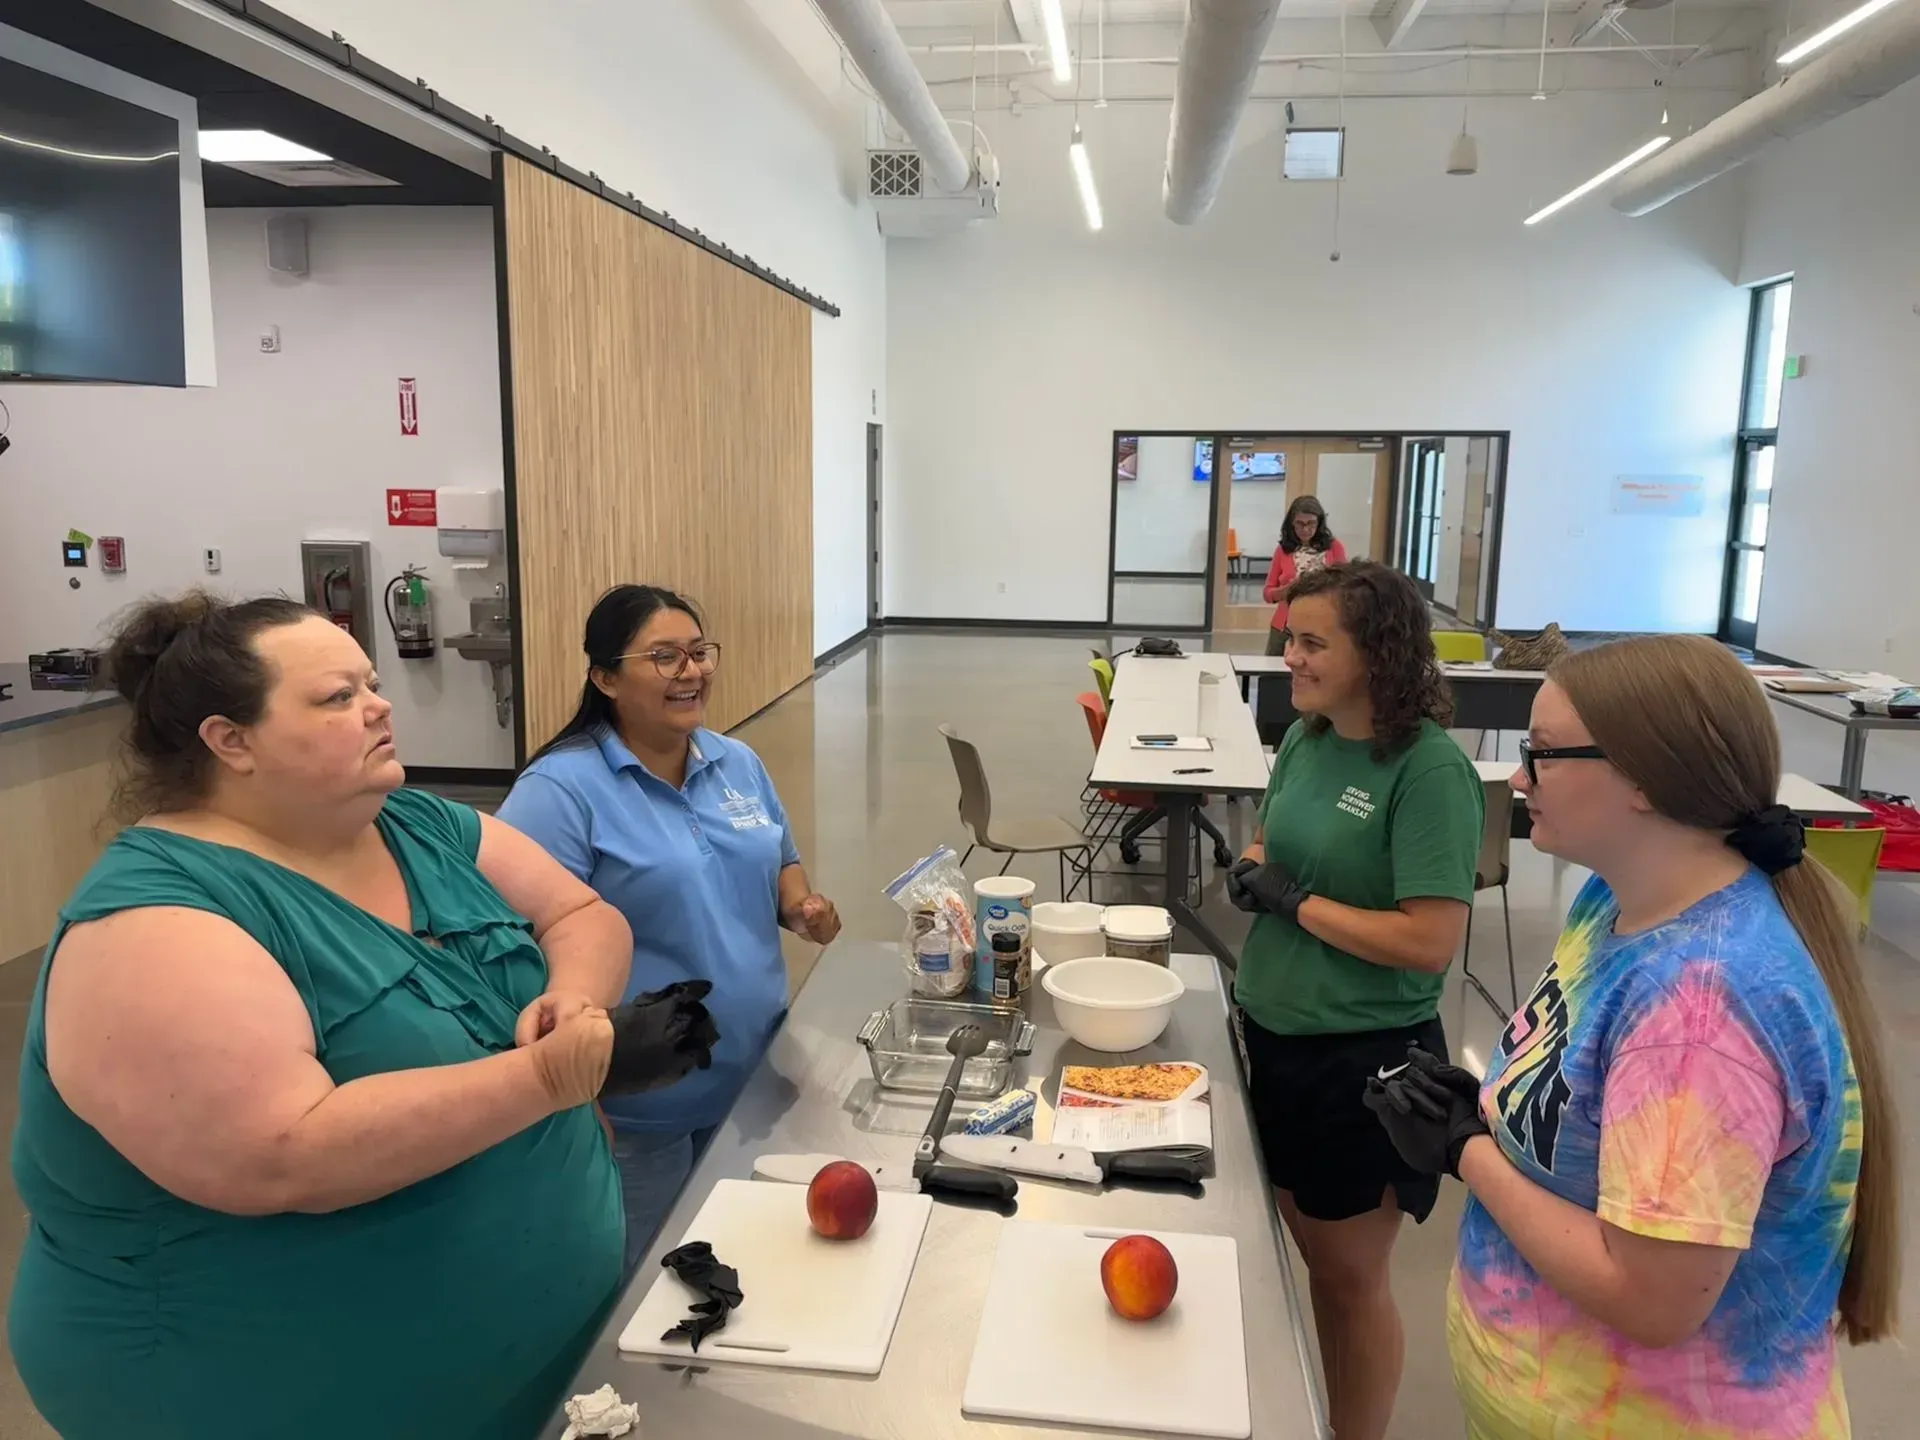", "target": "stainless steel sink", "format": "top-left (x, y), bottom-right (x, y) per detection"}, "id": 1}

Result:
top-left (445, 594), bottom-right (515, 727)
top-left (447, 596), bottom-right (512, 663)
